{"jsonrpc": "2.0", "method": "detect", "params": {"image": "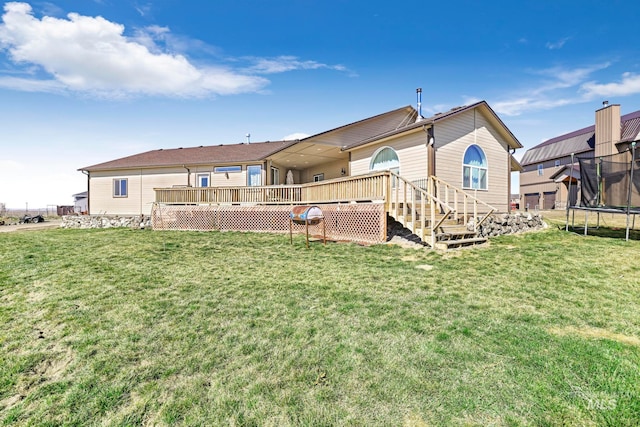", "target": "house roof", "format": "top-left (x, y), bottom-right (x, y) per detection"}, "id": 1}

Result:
top-left (80, 140), bottom-right (298, 171)
top-left (80, 101), bottom-right (521, 173)
top-left (342, 101), bottom-right (522, 151)
top-left (521, 109), bottom-right (640, 166)
top-left (301, 105), bottom-right (418, 148)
